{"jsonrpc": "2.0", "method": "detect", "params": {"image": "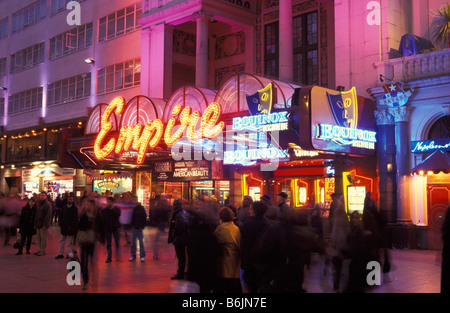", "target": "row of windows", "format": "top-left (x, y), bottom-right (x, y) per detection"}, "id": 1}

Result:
top-left (4, 58), bottom-right (140, 115)
top-left (10, 42), bottom-right (45, 74)
top-left (49, 22), bottom-right (93, 60)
